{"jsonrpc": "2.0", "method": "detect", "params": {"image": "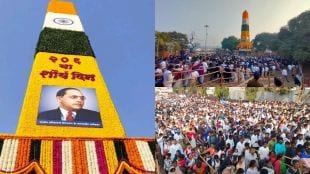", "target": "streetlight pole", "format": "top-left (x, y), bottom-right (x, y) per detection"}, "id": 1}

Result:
top-left (204, 24), bottom-right (209, 54)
